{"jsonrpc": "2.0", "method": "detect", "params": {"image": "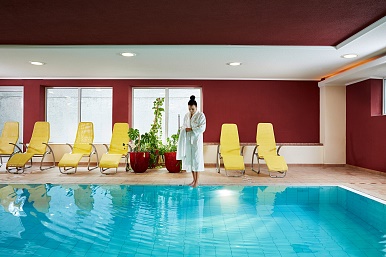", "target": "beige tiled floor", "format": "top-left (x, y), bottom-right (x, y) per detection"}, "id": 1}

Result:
top-left (1, 164), bottom-right (386, 201)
